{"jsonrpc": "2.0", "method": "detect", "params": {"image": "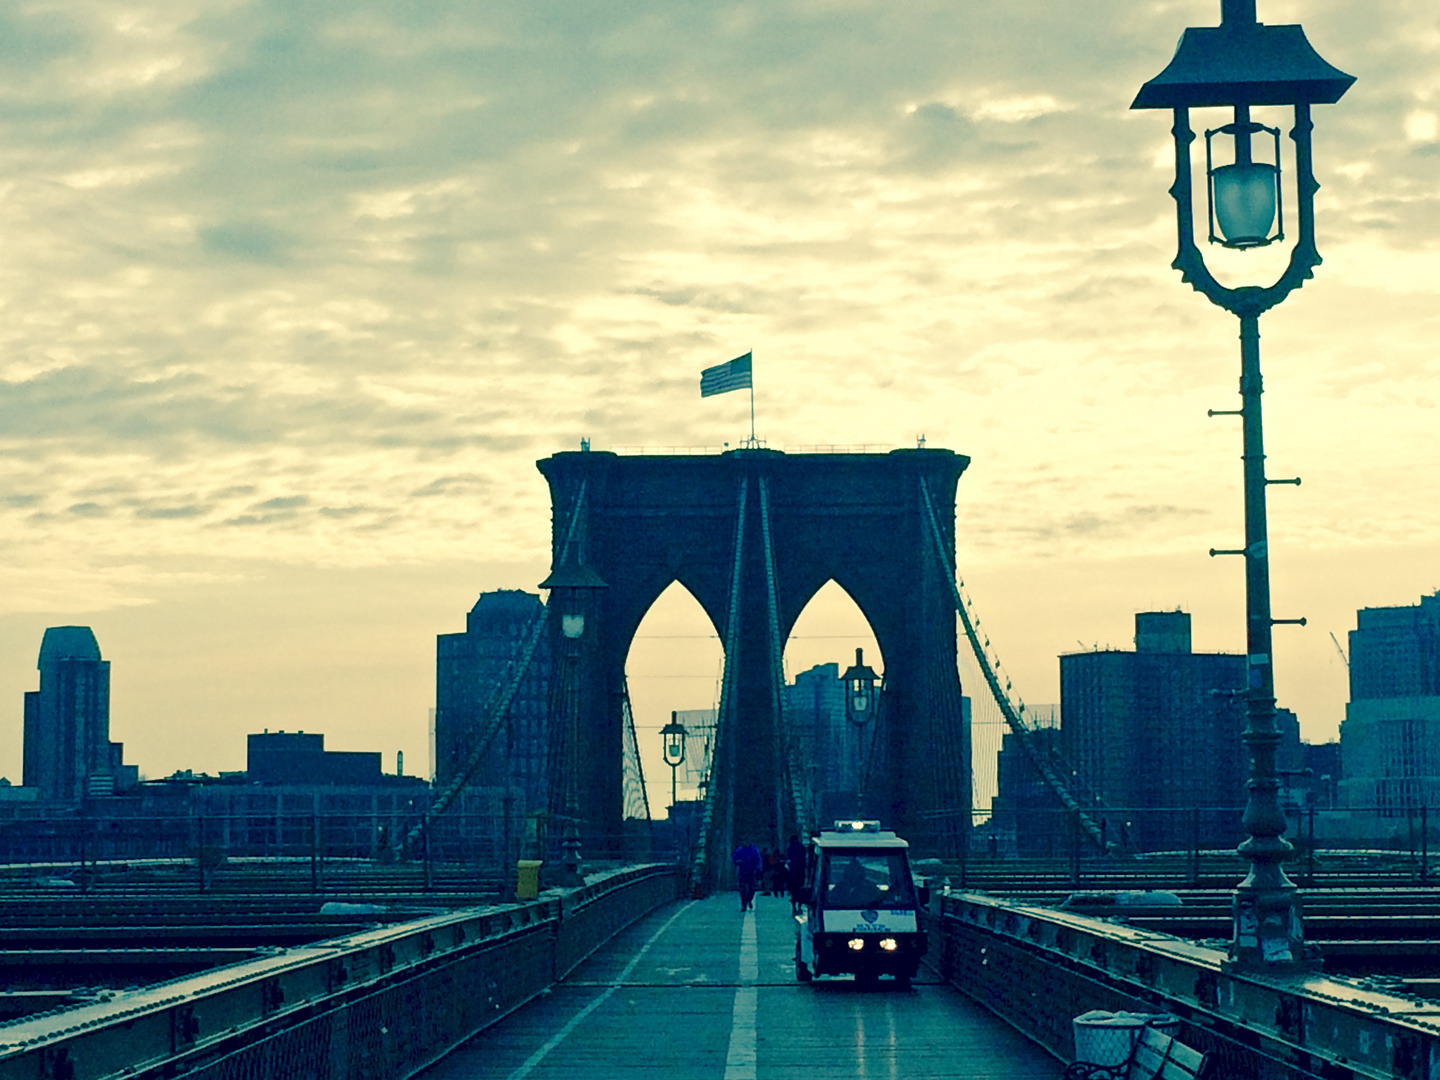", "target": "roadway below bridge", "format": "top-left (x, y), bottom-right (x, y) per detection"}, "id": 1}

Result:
top-left (416, 891), bottom-right (1058, 1080)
